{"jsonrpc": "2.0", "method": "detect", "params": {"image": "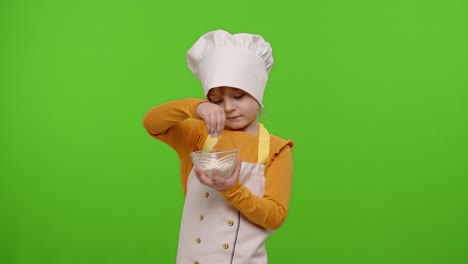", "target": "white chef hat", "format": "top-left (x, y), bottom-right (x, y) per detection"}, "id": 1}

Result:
top-left (187, 29), bottom-right (273, 107)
